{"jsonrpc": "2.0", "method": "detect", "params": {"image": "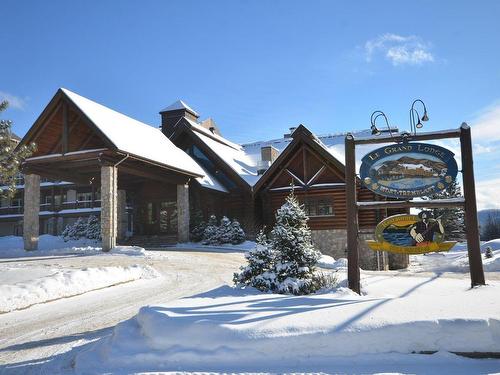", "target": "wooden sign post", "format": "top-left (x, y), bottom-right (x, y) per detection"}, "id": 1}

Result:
top-left (345, 123), bottom-right (485, 294)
